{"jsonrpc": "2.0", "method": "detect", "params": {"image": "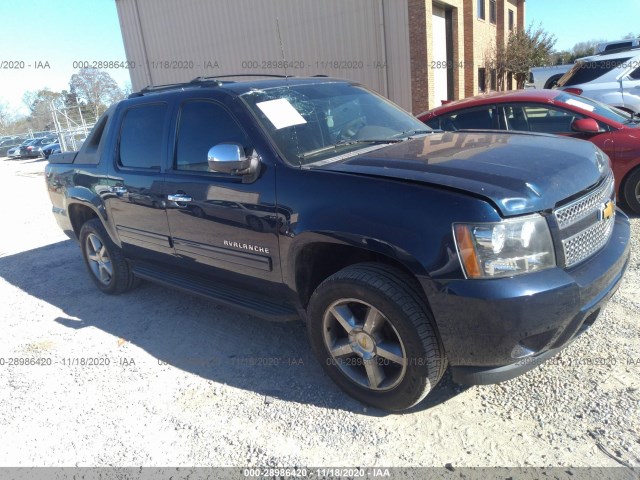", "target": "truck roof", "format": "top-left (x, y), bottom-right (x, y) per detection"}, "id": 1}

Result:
top-left (129, 76), bottom-right (352, 98)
